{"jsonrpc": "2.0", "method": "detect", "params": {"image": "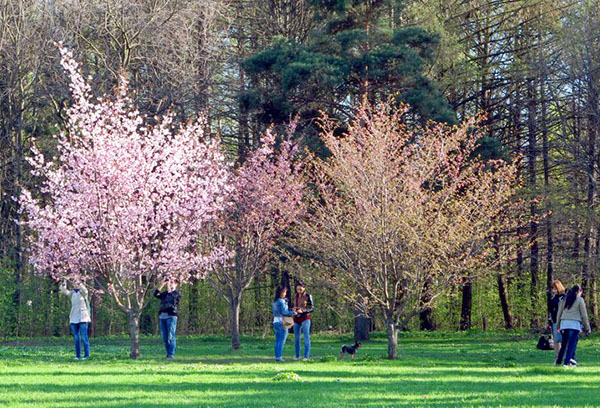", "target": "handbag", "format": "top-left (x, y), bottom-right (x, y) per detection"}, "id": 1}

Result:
top-left (282, 316), bottom-right (294, 329)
